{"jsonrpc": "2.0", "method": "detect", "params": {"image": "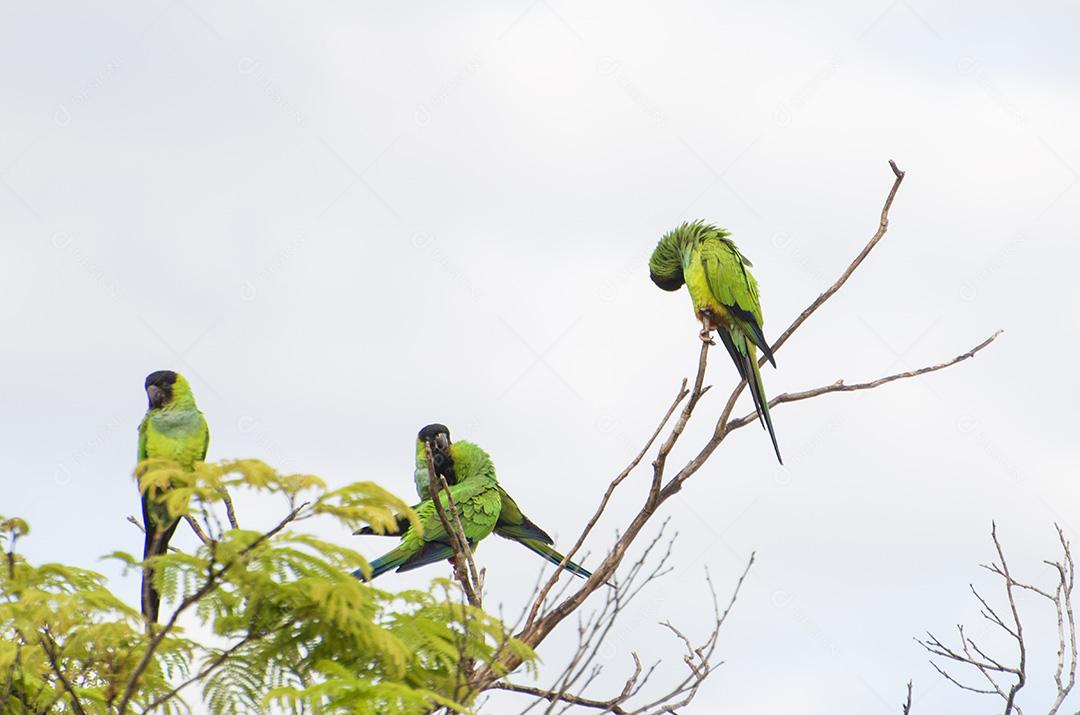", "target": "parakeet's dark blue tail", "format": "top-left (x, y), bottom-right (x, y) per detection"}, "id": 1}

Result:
top-left (747, 353), bottom-right (782, 465)
top-left (141, 498), bottom-right (180, 624)
top-left (352, 544), bottom-right (414, 581)
top-left (515, 538), bottom-right (592, 579)
top-left (717, 328), bottom-right (781, 464)
top-left (353, 539), bottom-right (476, 581)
